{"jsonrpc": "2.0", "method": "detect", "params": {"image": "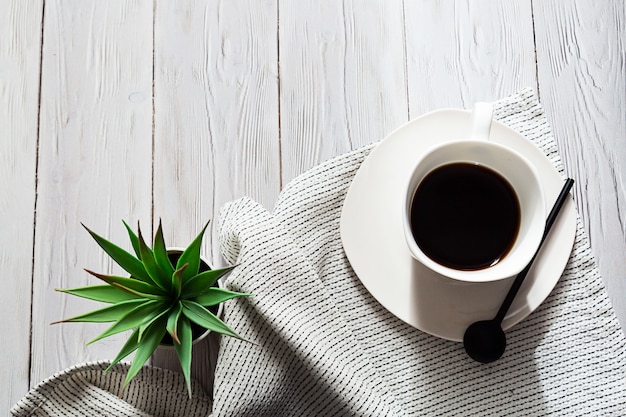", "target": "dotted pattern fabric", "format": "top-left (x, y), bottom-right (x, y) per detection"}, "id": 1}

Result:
top-left (10, 362), bottom-right (212, 416)
top-left (214, 89), bottom-right (626, 416)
